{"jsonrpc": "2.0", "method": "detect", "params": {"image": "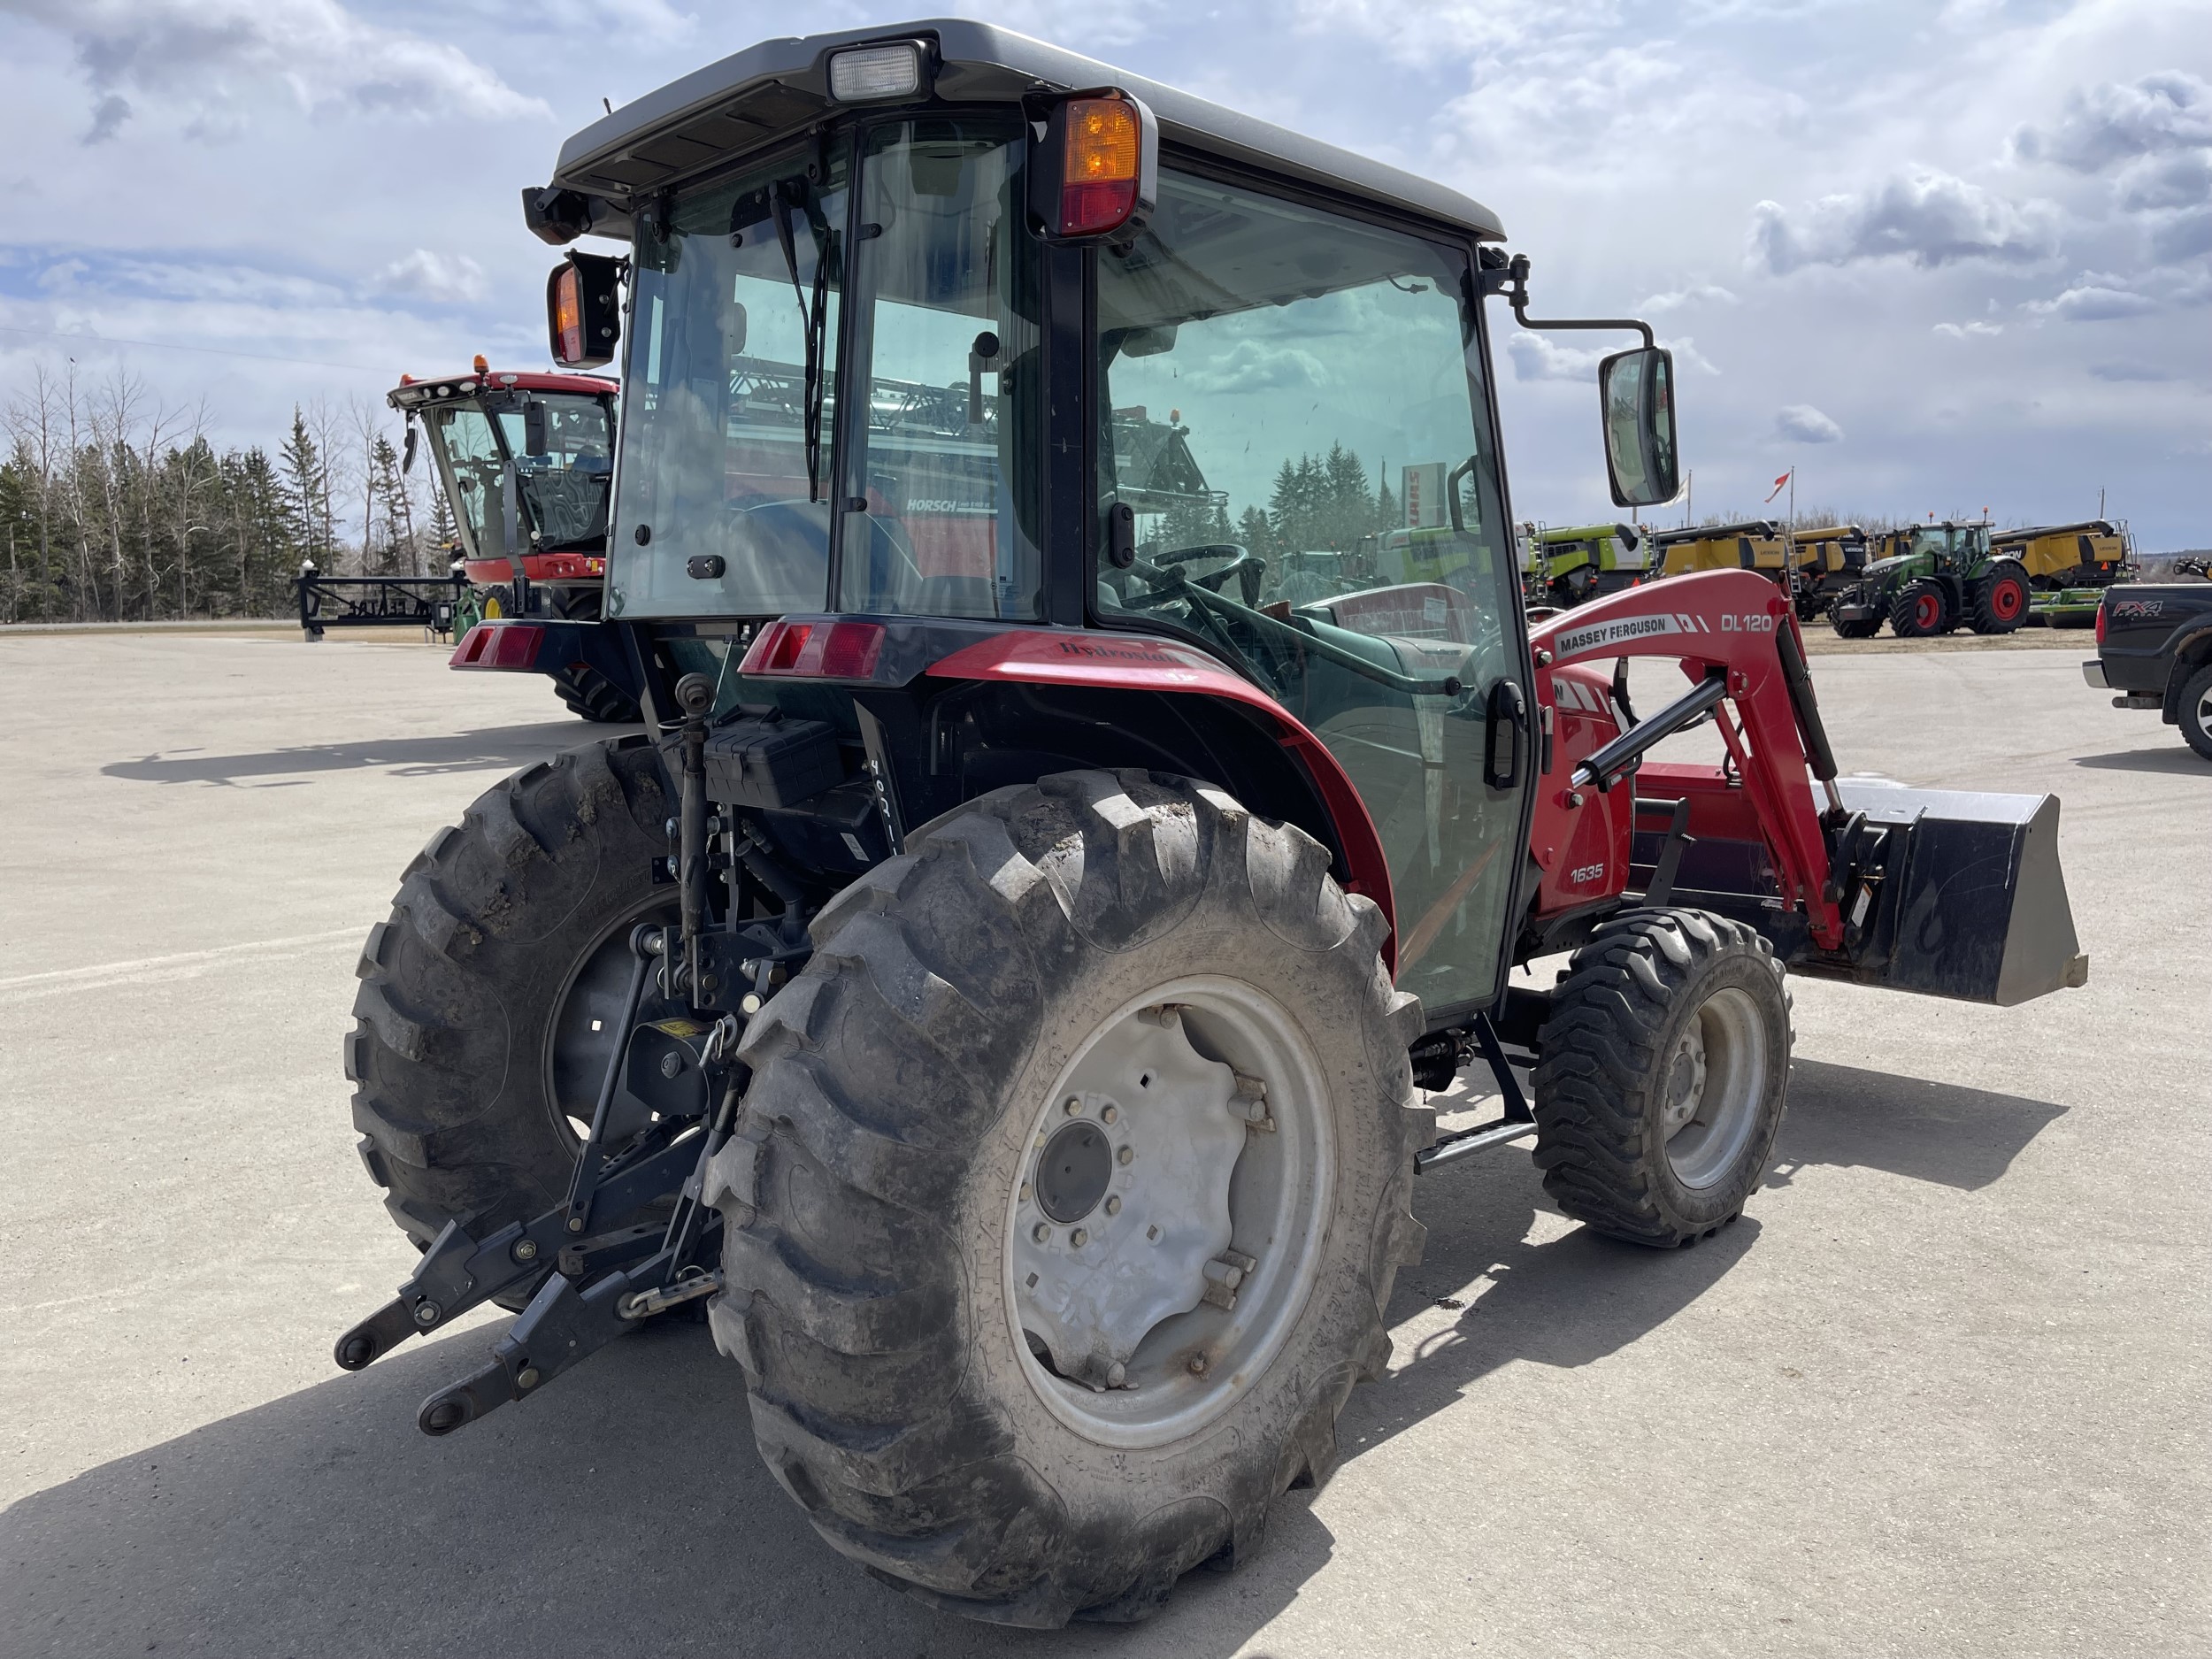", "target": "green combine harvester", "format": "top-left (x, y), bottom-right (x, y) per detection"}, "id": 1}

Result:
top-left (1517, 521), bottom-right (1647, 609)
top-left (1828, 520), bottom-right (2030, 638)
